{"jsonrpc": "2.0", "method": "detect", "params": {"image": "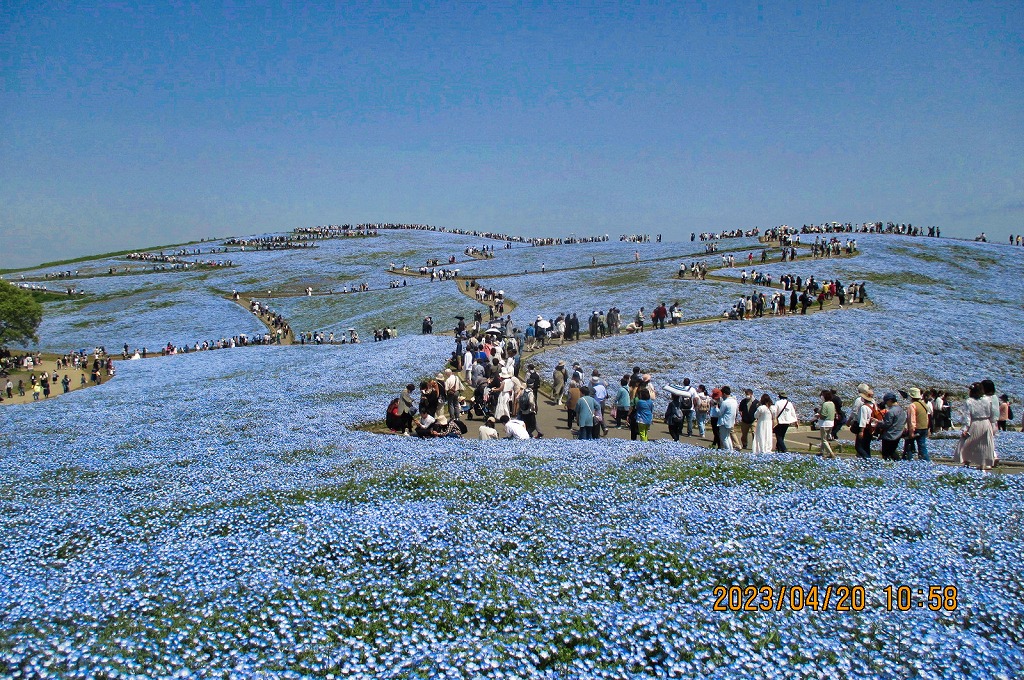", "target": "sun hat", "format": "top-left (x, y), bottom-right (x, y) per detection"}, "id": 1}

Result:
top-left (556, 360), bottom-right (565, 367)
top-left (857, 383), bottom-right (872, 396)
top-left (908, 387), bottom-right (922, 399)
